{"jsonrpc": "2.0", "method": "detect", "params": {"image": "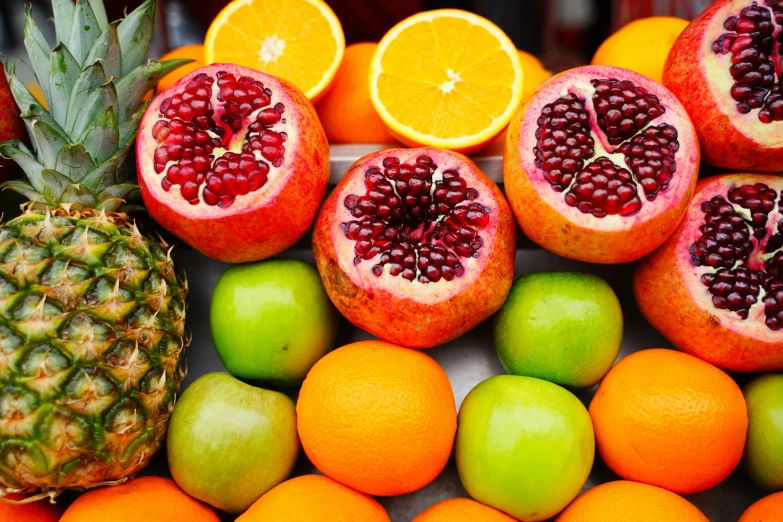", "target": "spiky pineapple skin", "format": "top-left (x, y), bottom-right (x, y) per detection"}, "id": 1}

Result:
top-left (0, 209), bottom-right (188, 492)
